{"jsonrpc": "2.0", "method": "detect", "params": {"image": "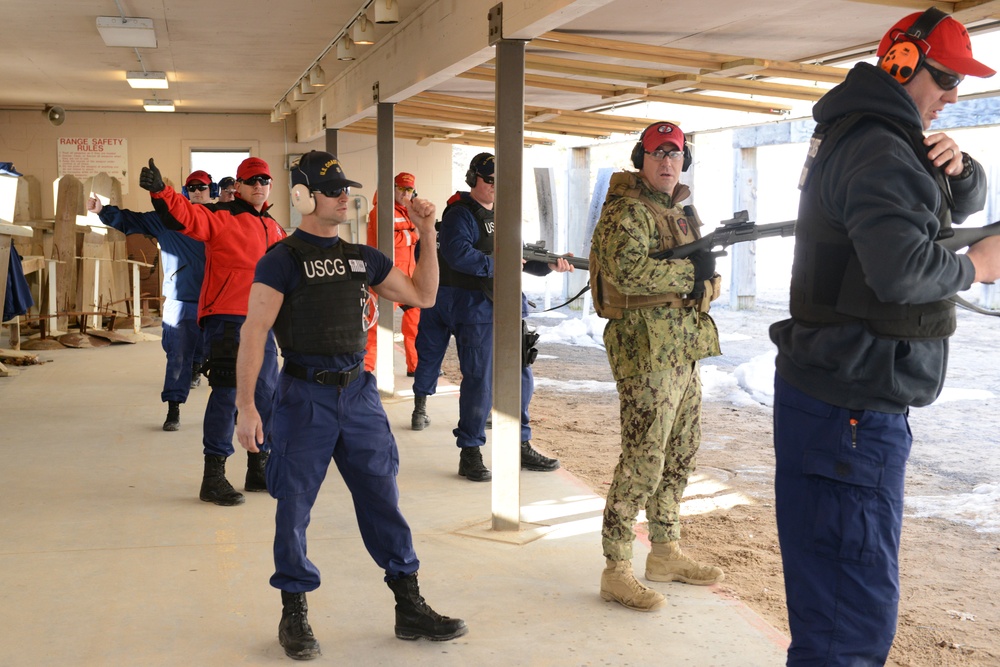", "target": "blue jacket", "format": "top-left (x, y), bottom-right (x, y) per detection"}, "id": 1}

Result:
top-left (438, 191), bottom-right (550, 322)
top-left (97, 205), bottom-right (206, 303)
